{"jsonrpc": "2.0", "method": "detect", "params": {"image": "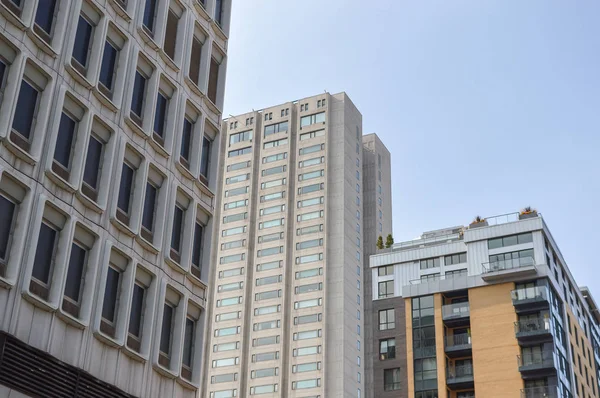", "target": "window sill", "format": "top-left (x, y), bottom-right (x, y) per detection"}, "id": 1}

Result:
top-left (76, 189), bottom-right (104, 214)
top-left (3, 134), bottom-right (37, 165)
top-left (92, 327), bottom-right (124, 349)
top-left (137, 26), bottom-right (160, 51)
top-left (56, 306), bottom-right (88, 330)
top-left (124, 115), bottom-right (149, 139)
top-left (194, 178), bottom-right (215, 210)
top-left (152, 358), bottom-right (178, 379)
top-left (0, 274), bottom-right (16, 289)
top-left (193, 1), bottom-right (210, 22)
top-left (158, 50), bottom-right (180, 73)
top-left (110, 214), bottom-right (137, 238)
top-left (26, 28), bottom-right (58, 58)
top-left (21, 287), bottom-right (58, 313)
top-left (106, 0), bottom-right (131, 21)
top-left (92, 86), bottom-right (118, 113)
top-left (175, 160), bottom-right (195, 182)
top-left (164, 253), bottom-right (187, 275)
top-left (0, 3), bottom-right (26, 30)
top-left (184, 76), bottom-right (206, 99)
top-left (176, 373), bottom-right (200, 390)
top-left (203, 95), bottom-right (222, 117)
top-left (64, 62), bottom-right (94, 89)
top-left (45, 168), bottom-right (77, 194)
top-left (135, 234), bottom-right (160, 255)
top-left (186, 271), bottom-right (207, 290)
top-left (122, 343), bottom-right (149, 363)
top-left (210, 19), bottom-right (228, 42)
top-left (149, 134), bottom-right (169, 158)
